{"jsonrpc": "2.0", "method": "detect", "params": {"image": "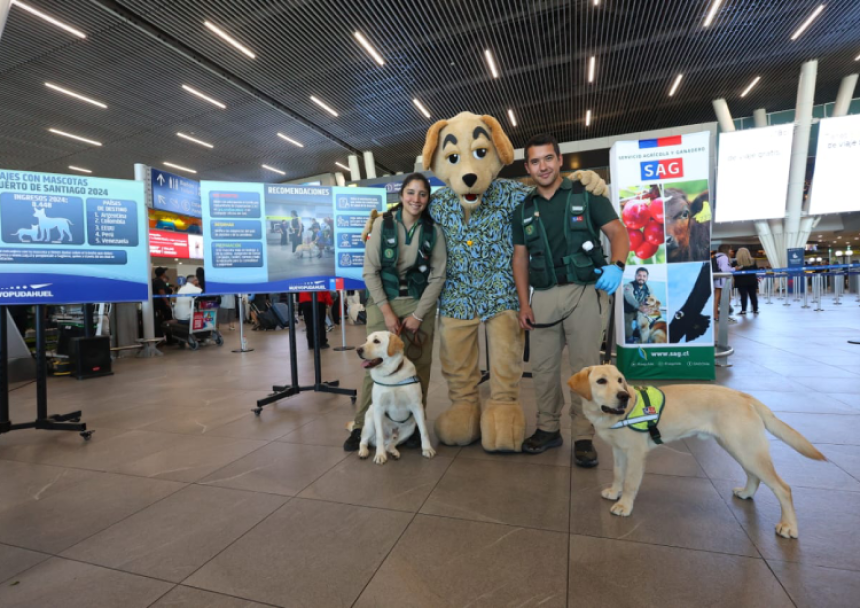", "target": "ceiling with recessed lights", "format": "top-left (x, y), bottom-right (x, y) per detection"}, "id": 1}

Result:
top-left (1, 0), bottom-right (860, 183)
